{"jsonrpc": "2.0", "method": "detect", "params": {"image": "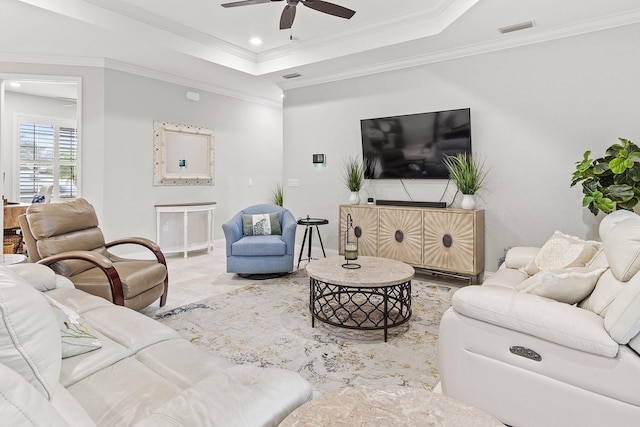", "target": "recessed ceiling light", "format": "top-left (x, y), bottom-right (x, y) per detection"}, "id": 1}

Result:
top-left (9, 82), bottom-right (21, 88)
top-left (249, 37), bottom-right (263, 46)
